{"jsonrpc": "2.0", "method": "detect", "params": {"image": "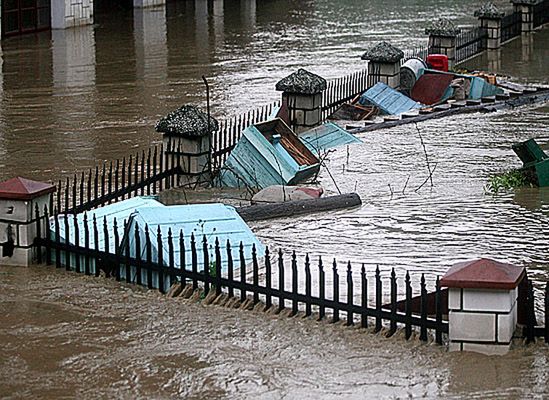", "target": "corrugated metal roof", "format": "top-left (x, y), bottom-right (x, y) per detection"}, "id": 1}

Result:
top-left (299, 123), bottom-right (362, 155)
